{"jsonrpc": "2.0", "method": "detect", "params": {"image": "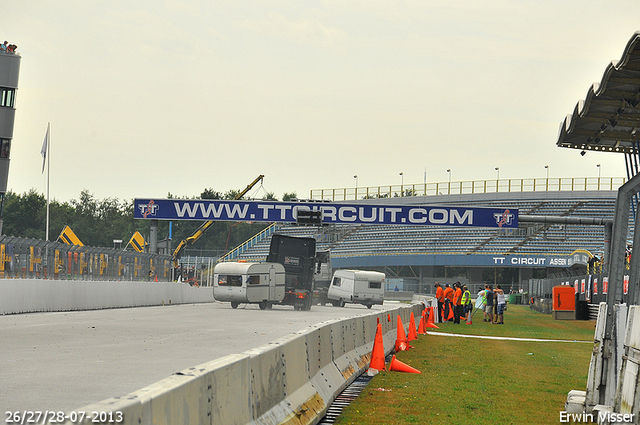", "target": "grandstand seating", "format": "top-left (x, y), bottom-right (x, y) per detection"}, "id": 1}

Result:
top-left (228, 190), bottom-right (619, 263)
